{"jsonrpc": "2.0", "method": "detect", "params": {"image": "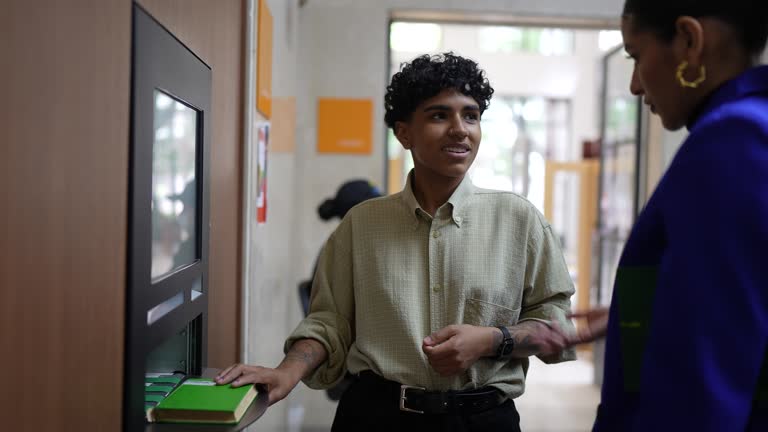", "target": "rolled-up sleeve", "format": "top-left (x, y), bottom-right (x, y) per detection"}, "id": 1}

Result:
top-left (284, 219), bottom-right (355, 389)
top-left (519, 220), bottom-right (577, 363)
